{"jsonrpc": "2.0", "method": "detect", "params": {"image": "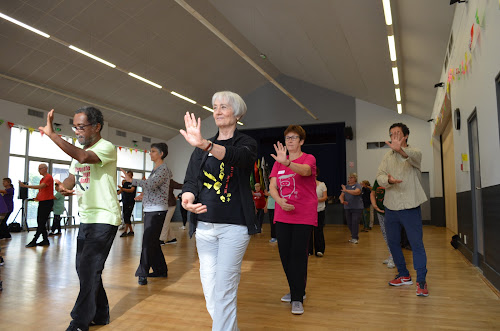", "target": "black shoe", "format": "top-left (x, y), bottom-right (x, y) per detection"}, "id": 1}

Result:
top-left (159, 240), bottom-right (166, 245)
top-left (0, 256), bottom-right (4, 266)
top-left (65, 322), bottom-right (88, 331)
top-left (127, 231), bottom-right (134, 236)
top-left (37, 239), bottom-right (50, 246)
top-left (138, 276), bottom-right (148, 285)
top-left (25, 241), bottom-right (37, 248)
top-left (148, 271), bottom-right (168, 278)
top-left (90, 317), bottom-right (110, 326)
top-left (166, 238), bottom-right (177, 244)
top-left (48, 232), bottom-right (55, 236)
top-left (120, 232), bottom-right (128, 237)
